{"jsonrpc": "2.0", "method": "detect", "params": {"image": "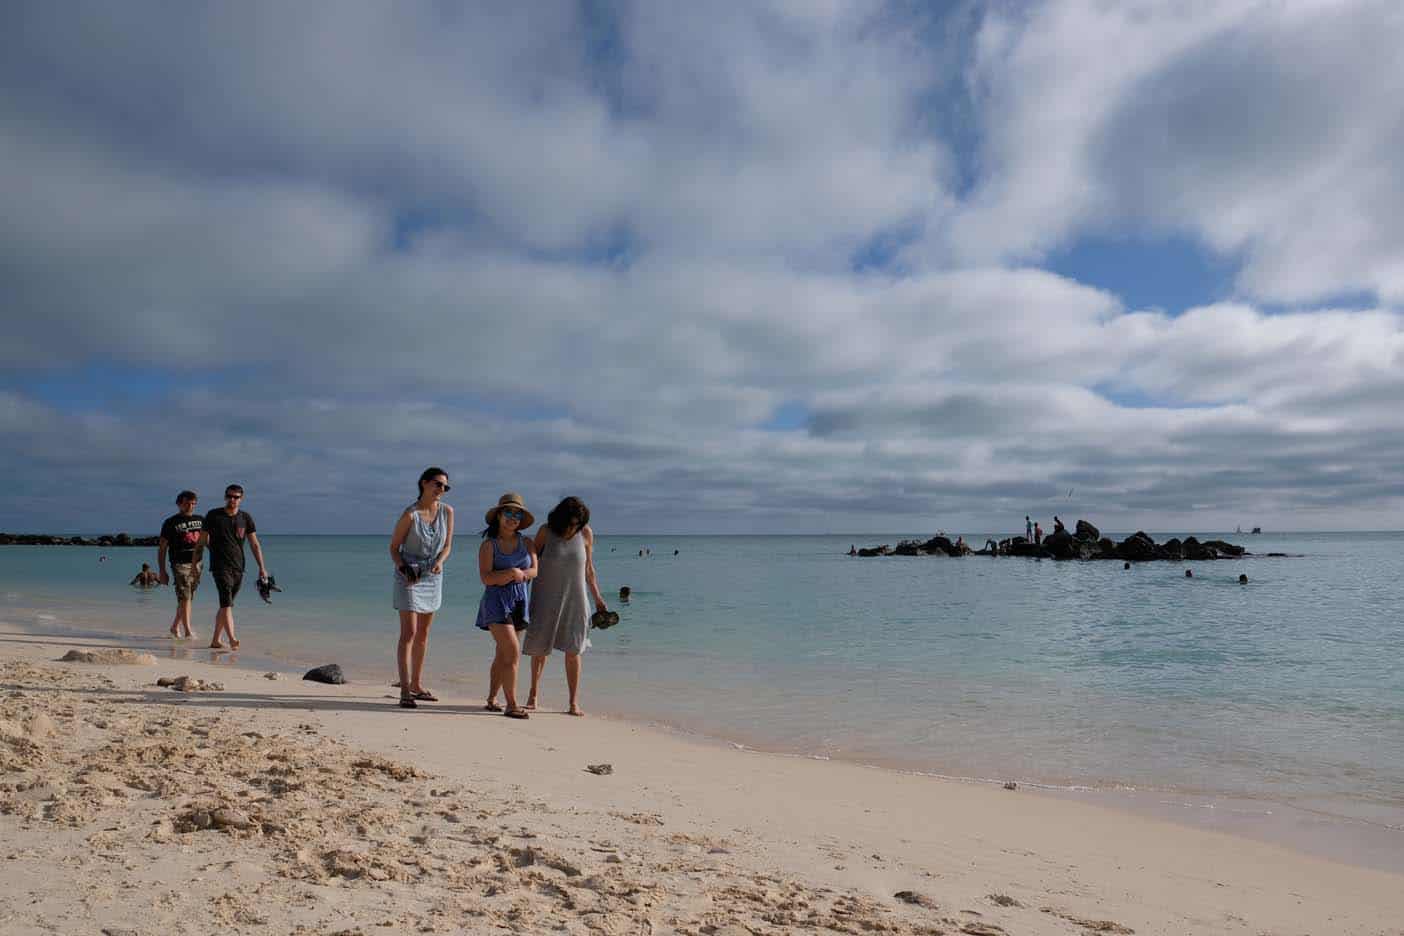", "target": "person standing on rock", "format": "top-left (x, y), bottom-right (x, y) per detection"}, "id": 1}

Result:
top-left (201, 484), bottom-right (269, 650)
top-left (390, 467), bottom-right (455, 709)
top-left (1034, 521), bottom-right (1043, 545)
top-left (1025, 515), bottom-right (1033, 541)
top-left (523, 497), bottom-right (608, 717)
top-left (158, 490), bottom-right (204, 639)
